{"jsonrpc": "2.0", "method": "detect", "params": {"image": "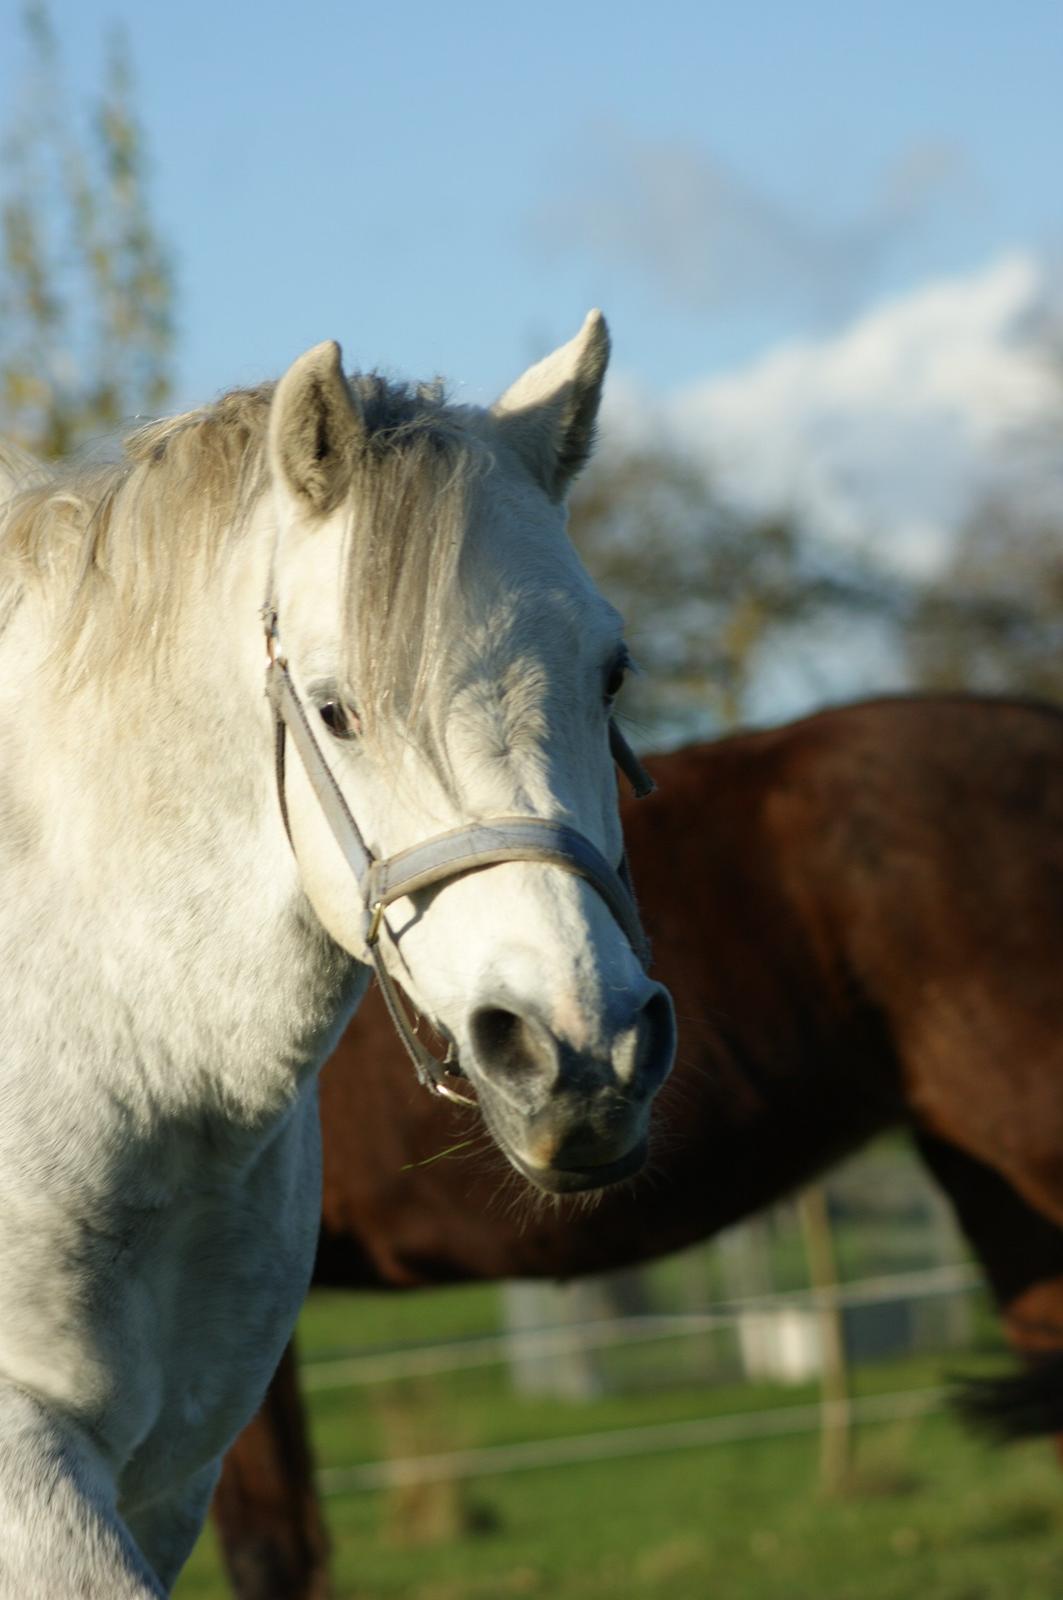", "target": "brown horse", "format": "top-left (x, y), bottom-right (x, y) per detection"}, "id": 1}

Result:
top-left (212, 695), bottom-right (1063, 1600)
